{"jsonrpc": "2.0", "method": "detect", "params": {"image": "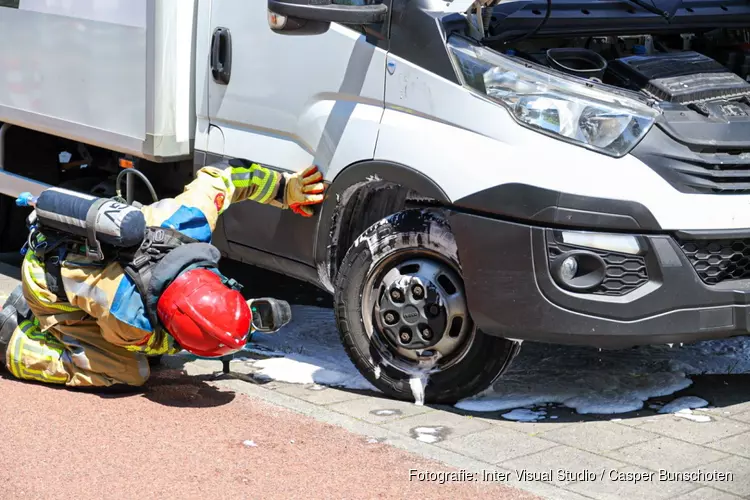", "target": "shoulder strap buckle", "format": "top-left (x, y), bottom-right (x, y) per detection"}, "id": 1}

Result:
top-left (131, 253), bottom-right (152, 269)
top-left (152, 229), bottom-right (167, 244)
top-left (85, 241), bottom-right (104, 261)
